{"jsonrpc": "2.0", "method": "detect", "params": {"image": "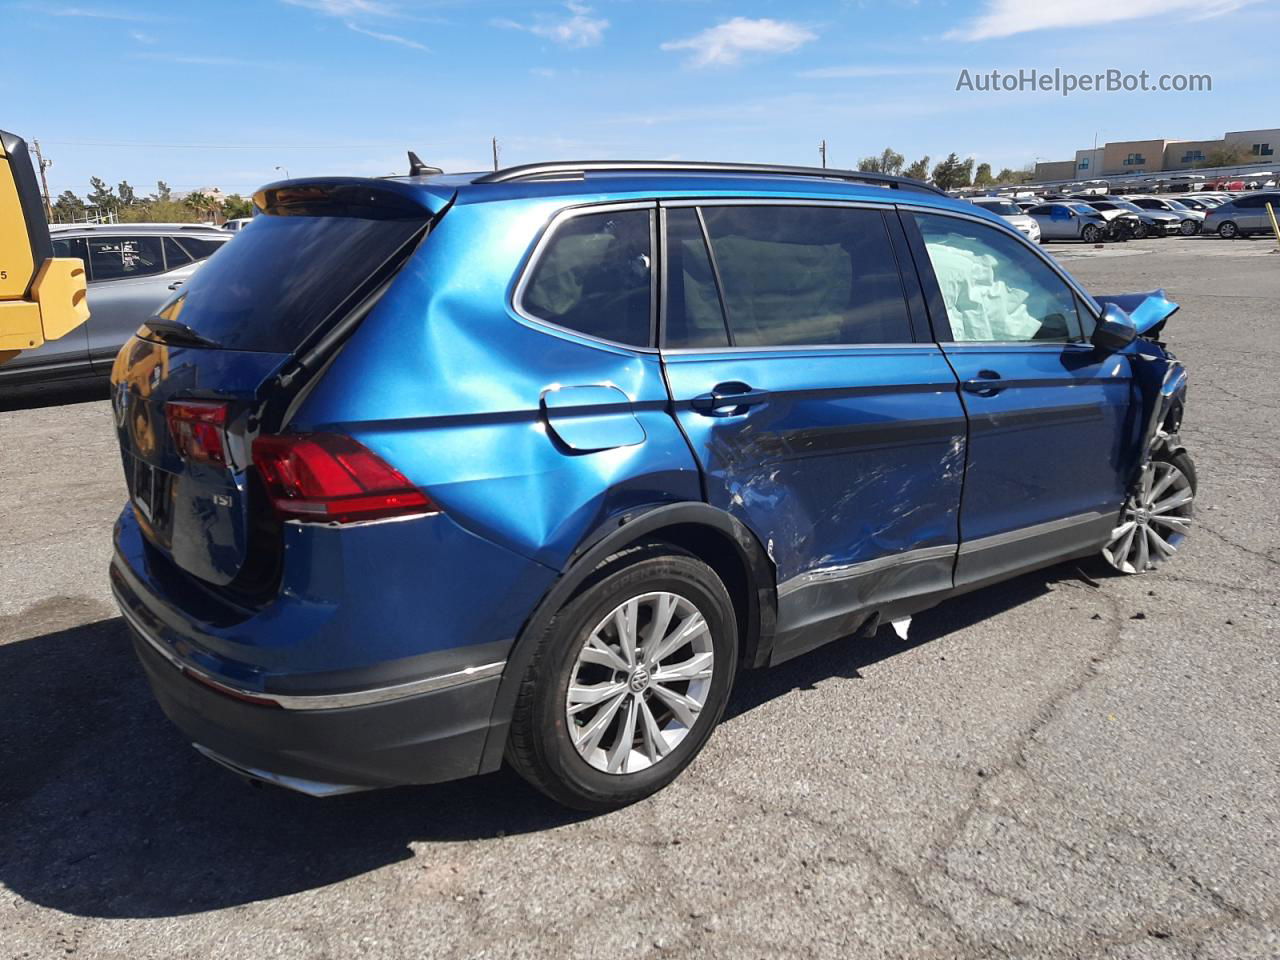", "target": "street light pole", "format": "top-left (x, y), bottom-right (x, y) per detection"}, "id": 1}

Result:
top-left (275, 165), bottom-right (290, 179)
